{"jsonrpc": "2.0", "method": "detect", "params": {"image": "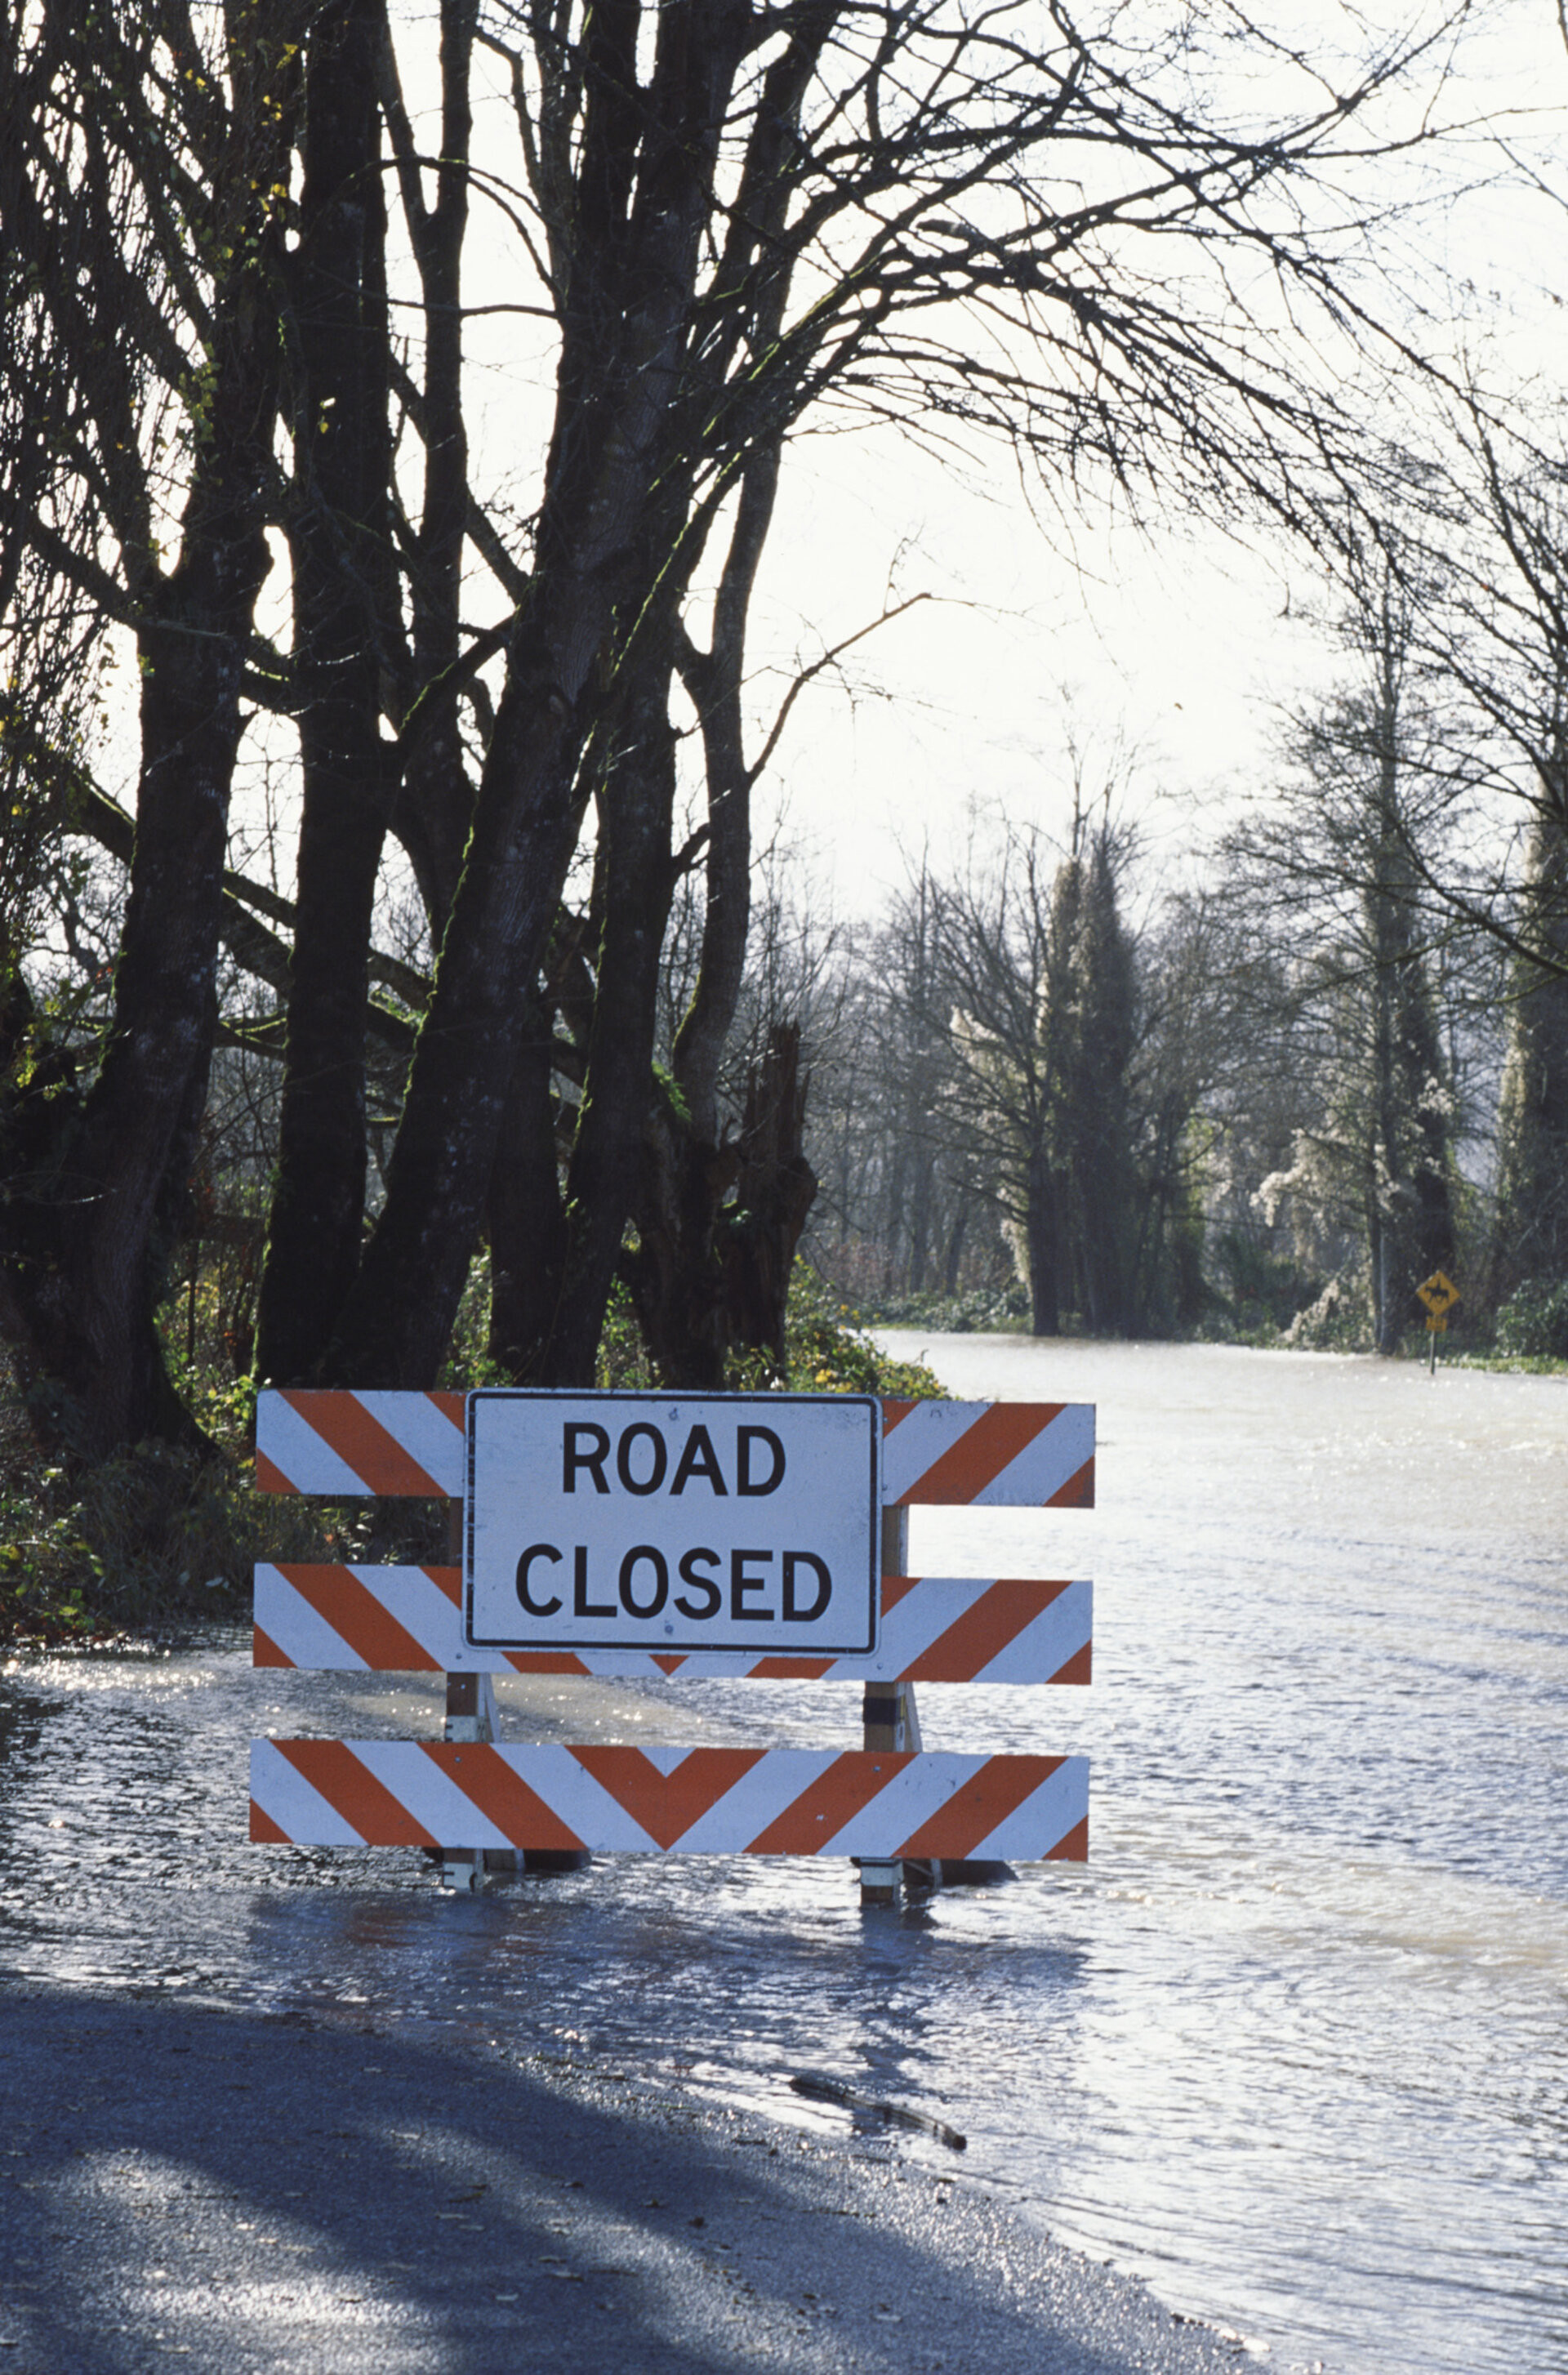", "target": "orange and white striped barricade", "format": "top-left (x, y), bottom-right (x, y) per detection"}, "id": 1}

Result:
top-left (252, 1390), bottom-right (1094, 1899)
top-left (250, 1742), bottom-right (1089, 1864)
top-left (253, 1564), bottom-right (1092, 1686)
